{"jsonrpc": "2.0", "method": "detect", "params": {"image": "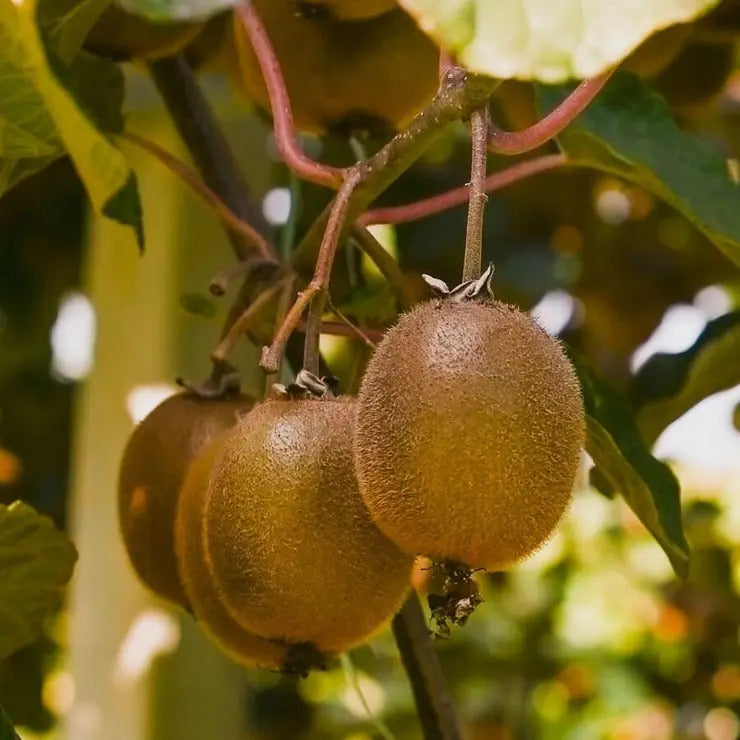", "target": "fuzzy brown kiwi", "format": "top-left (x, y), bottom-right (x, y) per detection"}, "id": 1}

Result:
top-left (175, 434), bottom-right (326, 672)
top-left (354, 296), bottom-right (586, 572)
top-left (230, 0), bottom-right (438, 135)
top-left (202, 397), bottom-right (414, 653)
top-left (118, 392), bottom-right (253, 607)
top-left (84, 5), bottom-right (203, 62)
